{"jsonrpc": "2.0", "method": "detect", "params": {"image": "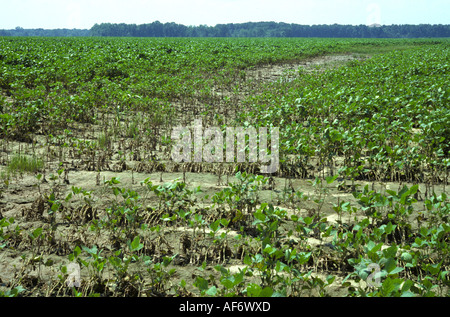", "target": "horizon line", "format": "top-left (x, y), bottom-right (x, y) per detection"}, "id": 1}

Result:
top-left (2, 21), bottom-right (450, 31)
